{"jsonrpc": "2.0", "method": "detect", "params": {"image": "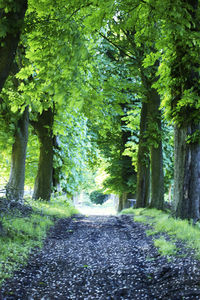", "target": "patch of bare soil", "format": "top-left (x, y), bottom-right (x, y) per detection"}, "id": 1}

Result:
top-left (1, 214), bottom-right (200, 299)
